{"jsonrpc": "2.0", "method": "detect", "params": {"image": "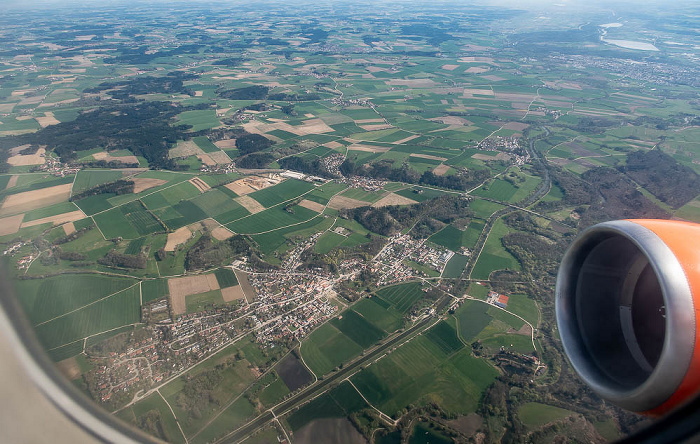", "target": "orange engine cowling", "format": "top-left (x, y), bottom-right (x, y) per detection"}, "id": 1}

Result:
top-left (556, 219), bottom-right (700, 416)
